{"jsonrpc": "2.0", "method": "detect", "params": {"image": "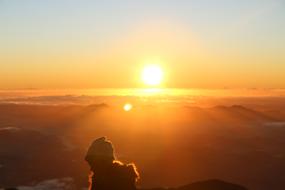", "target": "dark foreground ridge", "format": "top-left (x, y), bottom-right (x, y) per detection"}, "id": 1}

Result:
top-left (2, 179), bottom-right (248, 190)
top-left (141, 179), bottom-right (248, 190)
